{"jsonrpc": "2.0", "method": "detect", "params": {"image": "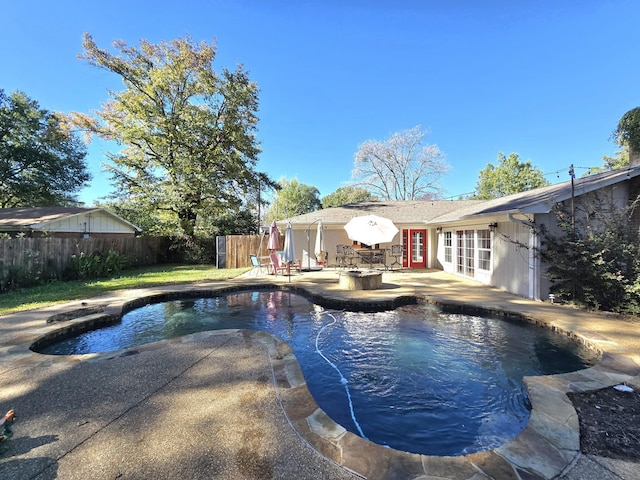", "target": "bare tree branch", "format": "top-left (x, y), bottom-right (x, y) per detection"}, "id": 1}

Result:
top-left (352, 126), bottom-right (448, 200)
